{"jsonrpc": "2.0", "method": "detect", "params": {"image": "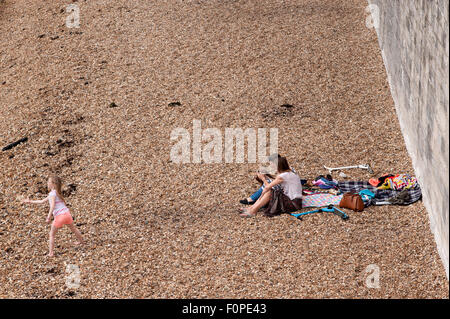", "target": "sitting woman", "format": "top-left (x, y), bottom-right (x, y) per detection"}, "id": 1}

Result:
top-left (240, 153), bottom-right (297, 205)
top-left (239, 157), bottom-right (303, 218)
